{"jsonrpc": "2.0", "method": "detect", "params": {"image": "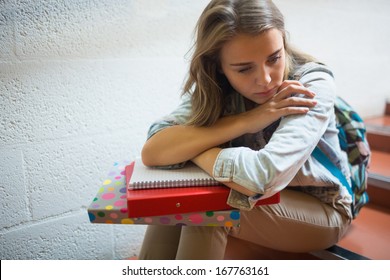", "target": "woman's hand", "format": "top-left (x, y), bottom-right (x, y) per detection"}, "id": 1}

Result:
top-left (240, 80), bottom-right (316, 134)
